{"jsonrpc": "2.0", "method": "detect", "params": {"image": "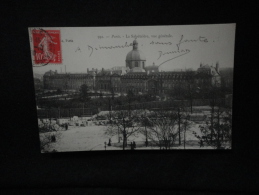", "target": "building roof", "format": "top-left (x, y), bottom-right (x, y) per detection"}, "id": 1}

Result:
top-left (87, 70), bottom-right (97, 76)
top-left (130, 67), bottom-right (146, 72)
top-left (145, 66), bottom-right (159, 70)
top-left (111, 70), bottom-right (123, 75)
top-left (111, 66), bottom-right (129, 71)
top-left (44, 70), bottom-right (57, 76)
top-left (96, 71), bottom-right (111, 76)
top-left (149, 71), bottom-right (194, 75)
top-left (199, 64), bottom-right (211, 69)
top-left (197, 64), bottom-right (220, 76)
top-left (125, 72), bottom-right (147, 75)
top-left (145, 63), bottom-right (159, 71)
top-left (122, 72), bottom-right (147, 78)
